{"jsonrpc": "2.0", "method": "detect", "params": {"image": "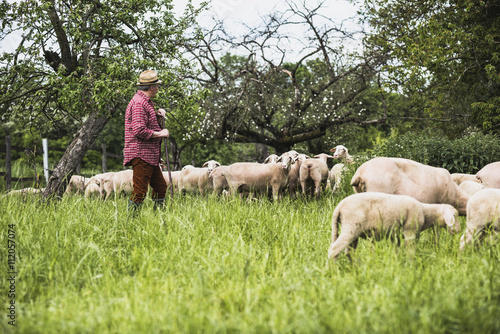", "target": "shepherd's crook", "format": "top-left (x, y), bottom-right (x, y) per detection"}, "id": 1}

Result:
top-left (162, 117), bottom-right (174, 201)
